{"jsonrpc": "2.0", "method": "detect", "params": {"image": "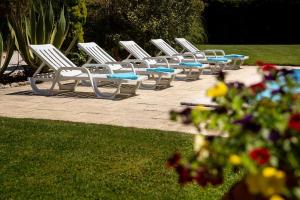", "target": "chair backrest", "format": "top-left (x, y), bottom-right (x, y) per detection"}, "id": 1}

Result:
top-left (78, 42), bottom-right (116, 64)
top-left (150, 39), bottom-right (179, 56)
top-left (175, 38), bottom-right (199, 53)
top-left (119, 41), bottom-right (151, 60)
top-left (29, 44), bottom-right (77, 71)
